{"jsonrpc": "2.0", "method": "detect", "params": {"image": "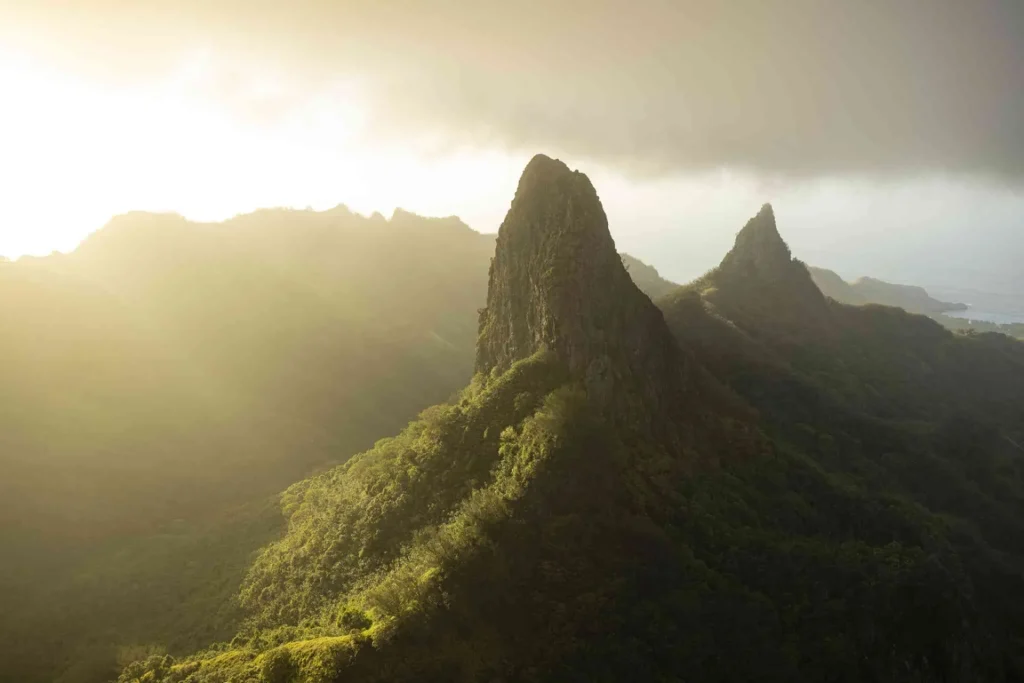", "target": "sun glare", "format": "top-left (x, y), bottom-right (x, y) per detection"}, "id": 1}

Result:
top-left (0, 46), bottom-right (518, 258)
